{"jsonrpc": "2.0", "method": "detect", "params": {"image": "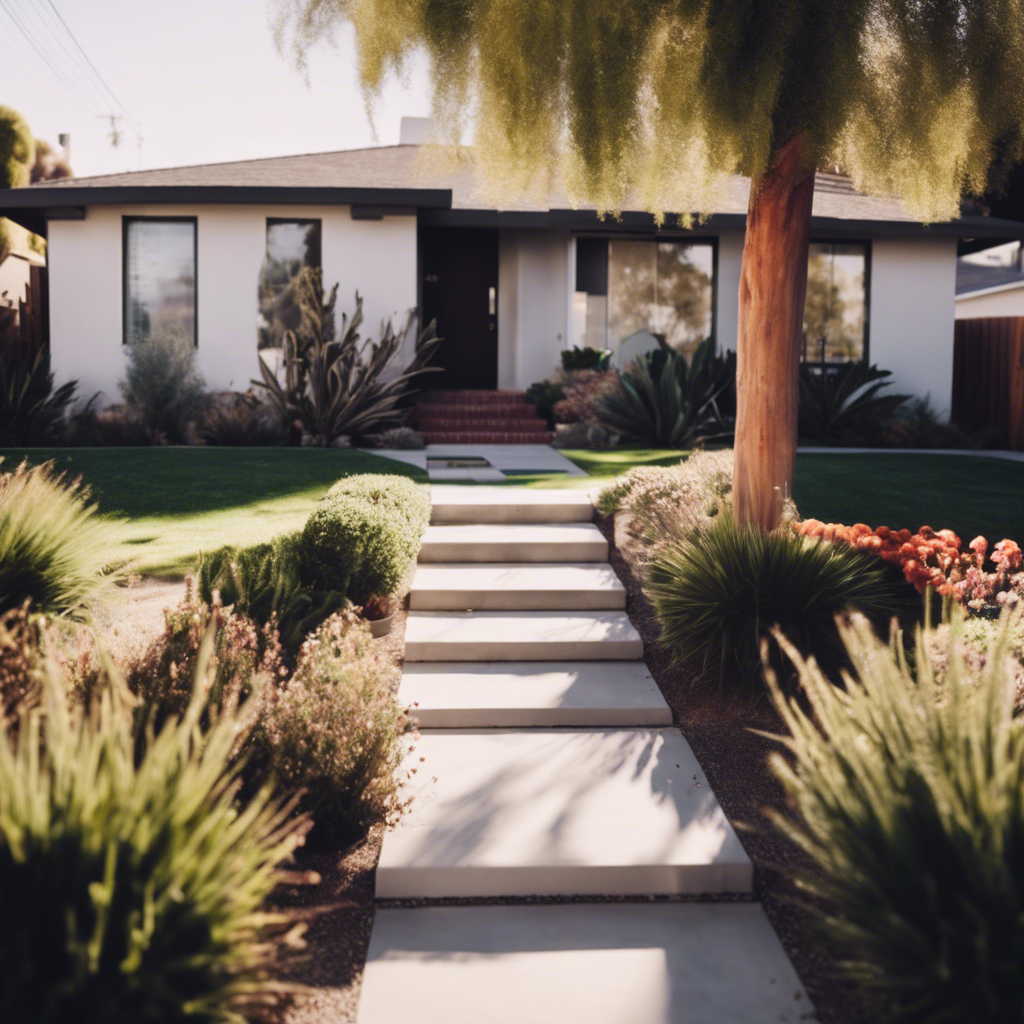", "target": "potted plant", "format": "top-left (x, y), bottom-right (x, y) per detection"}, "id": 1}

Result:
top-left (362, 594), bottom-right (397, 637)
